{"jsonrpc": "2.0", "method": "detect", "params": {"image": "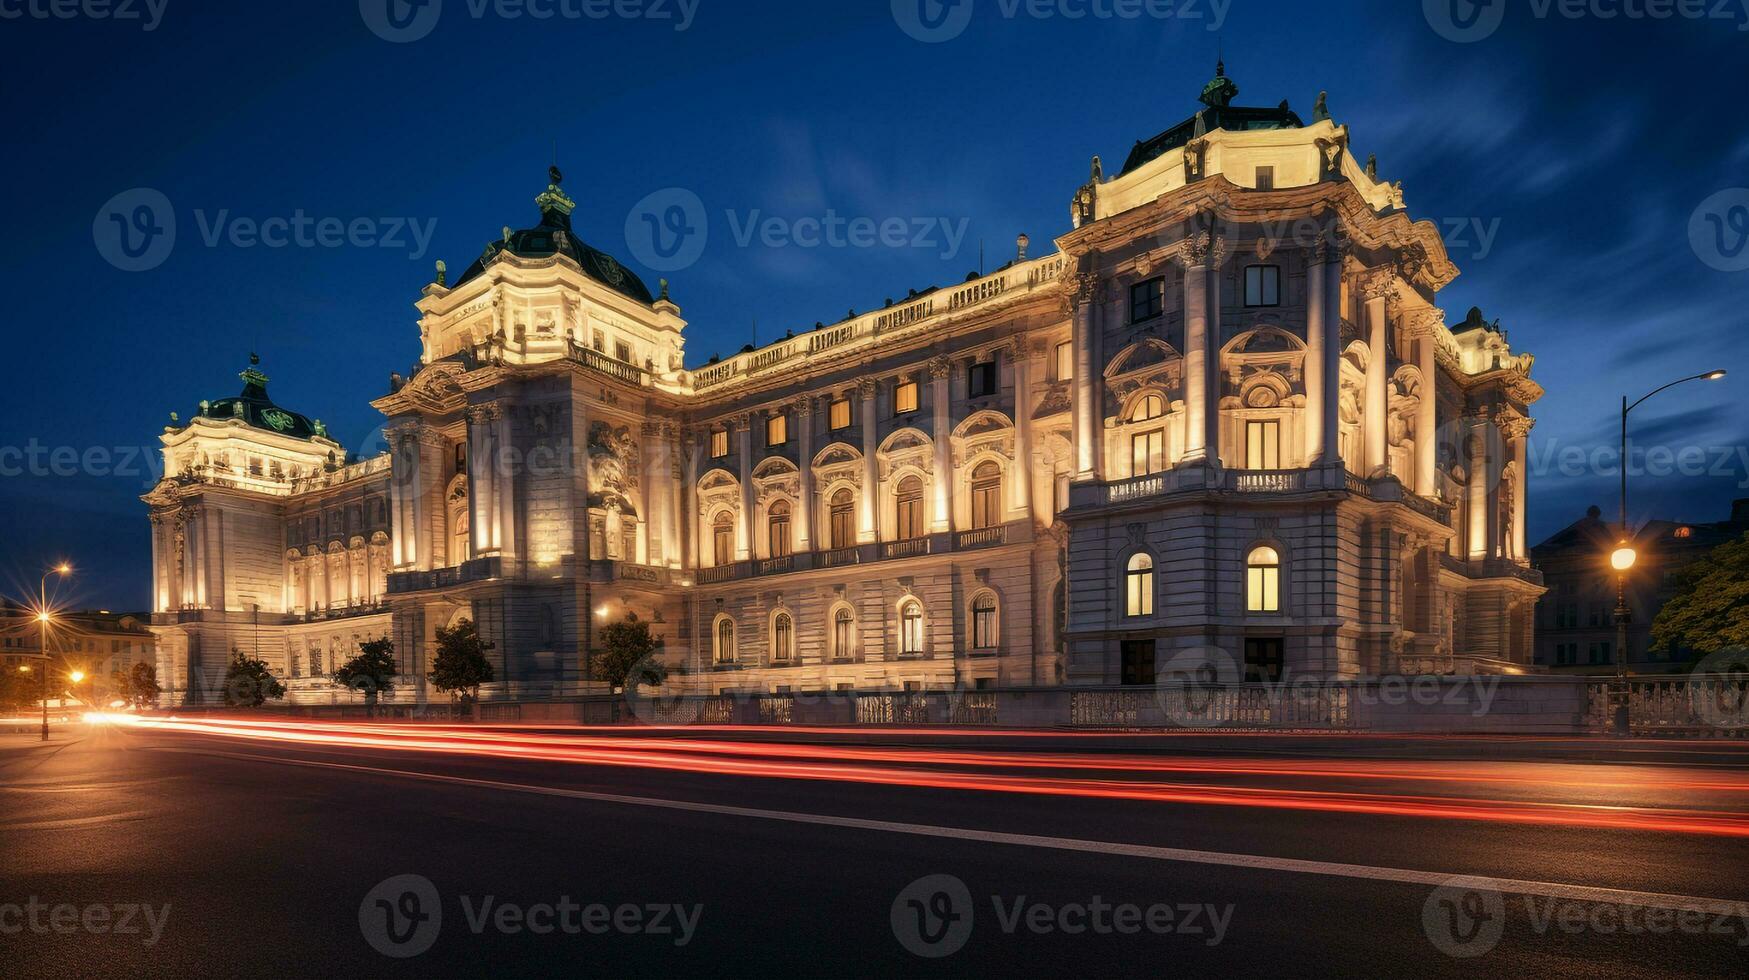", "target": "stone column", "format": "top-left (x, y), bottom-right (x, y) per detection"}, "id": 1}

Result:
top-left (149, 515), bottom-right (164, 613)
top-left (641, 421), bottom-right (663, 565)
top-left (1363, 271), bottom-right (1393, 479)
top-left (683, 430), bottom-right (702, 570)
top-left (930, 356), bottom-right (954, 532)
top-left (1181, 236), bottom-right (1215, 464)
top-left (466, 407), bottom-right (493, 555)
top-left (1013, 341), bottom-right (1034, 520)
top-left (796, 396), bottom-right (814, 552)
top-left (1468, 414), bottom-right (1489, 560)
top-left (494, 407), bottom-right (516, 561)
top-left (1305, 242), bottom-right (1332, 464)
top-left (858, 379), bottom-right (879, 543)
top-left (1070, 273), bottom-right (1098, 480)
top-left (667, 423), bottom-right (684, 568)
top-left (1322, 243), bottom-right (1345, 466)
top-left (735, 414), bottom-right (753, 561)
top-left (1506, 416), bottom-right (1533, 563)
top-left (1411, 311), bottom-right (1441, 497)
